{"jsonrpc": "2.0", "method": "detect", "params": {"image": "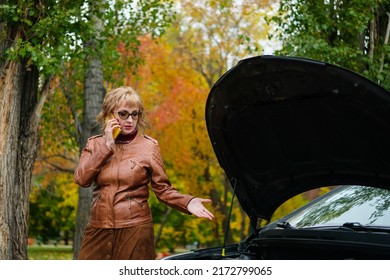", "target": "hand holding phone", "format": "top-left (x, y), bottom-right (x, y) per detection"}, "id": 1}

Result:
top-left (105, 114), bottom-right (121, 139)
